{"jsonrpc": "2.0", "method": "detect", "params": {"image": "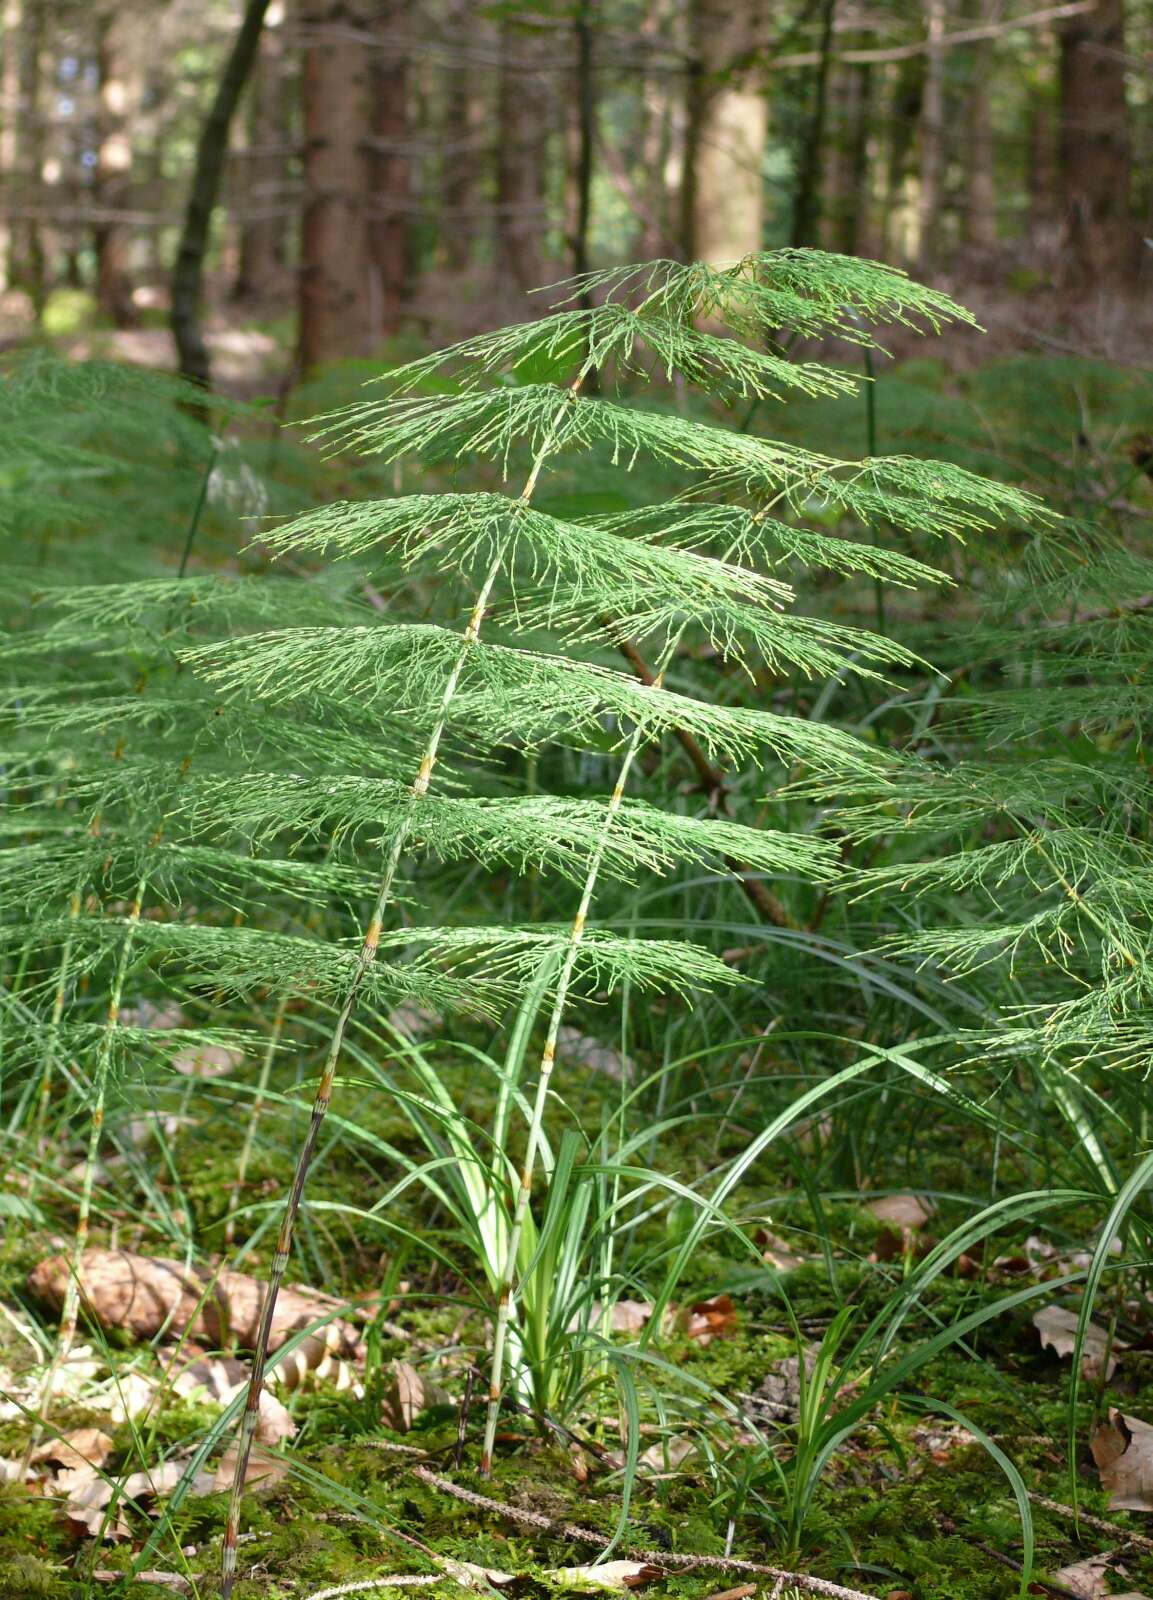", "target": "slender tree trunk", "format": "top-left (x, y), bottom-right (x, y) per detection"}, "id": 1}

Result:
top-left (2, 0), bottom-right (46, 310)
top-left (791, 0), bottom-right (837, 247)
top-left (962, 5), bottom-right (998, 255)
top-left (0, 0), bottom-right (19, 294)
top-left (681, 0), bottom-right (767, 263)
top-left (94, 9), bottom-right (138, 328)
top-left (1026, 51), bottom-right (1060, 265)
top-left (367, 0), bottom-right (409, 337)
top-left (495, 13), bottom-right (550, 292)
top-left (298, 0), bottom-right (375, 370)
top-left (441, 0), bottom-right (486, 272)
top-left (171, 0), bottom-right (272, 388)
top-left (1058, 0), bottom-right (1135, 287)
top-left (823, 60), bottom-right (872, 255)
top-left (569, 0), bottom-right (595, 282)
top-left (879, 55), bottom-right (923, 262)
top-left (916, 0), bottom-right (947, 274)
top-left (234, 3), bottom-right (291, 301)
